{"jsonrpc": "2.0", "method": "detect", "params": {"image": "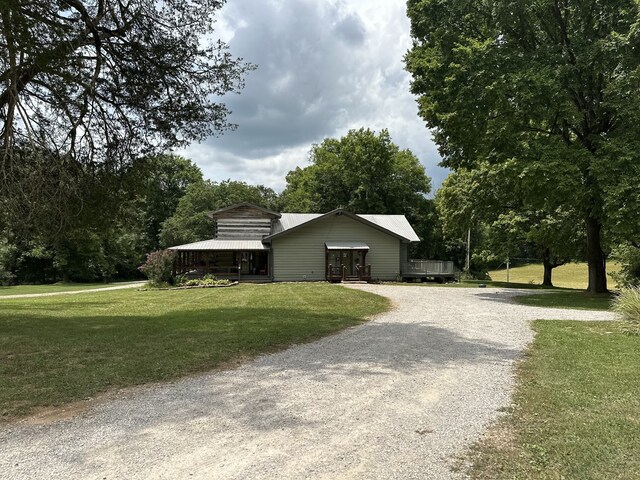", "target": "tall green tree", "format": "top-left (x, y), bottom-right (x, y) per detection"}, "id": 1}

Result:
top-left (0, 149), bottom-right (150, 282)
top-left (130, 155), bottom-right (204, 250)
top-left (159, 180), bottom-right (279, 247)
top-left (405, 0), bottom-right (640, 293)
top-left (436, 162), bottom-right (584, 286)
top-left (0, 0), bottom-right (254, 167)
top-left (281, 128), bottom-right (431, 214)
